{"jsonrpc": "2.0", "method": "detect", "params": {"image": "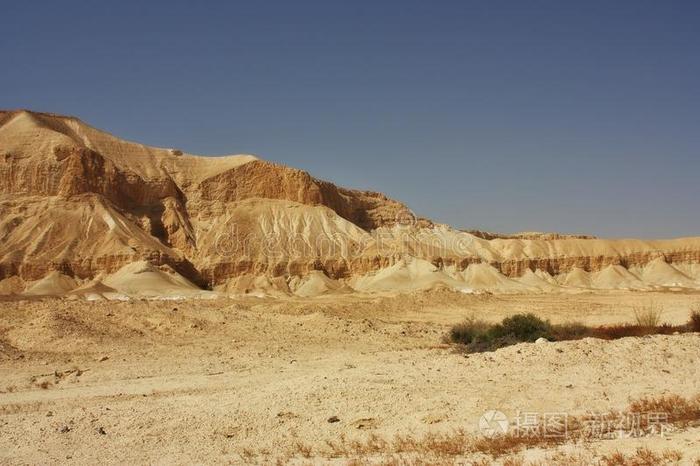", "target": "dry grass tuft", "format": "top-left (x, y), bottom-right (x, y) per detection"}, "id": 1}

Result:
top-left (629, 393), bottom-right (700, 425)
top-left (633, 302), bottom-right (664, 327)
top-left (267, 393), bottom-right (700, 463)
top-left (293, 441), bottom-right (313, 458)
top-left (602, 447), bottom-right (683, 466)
